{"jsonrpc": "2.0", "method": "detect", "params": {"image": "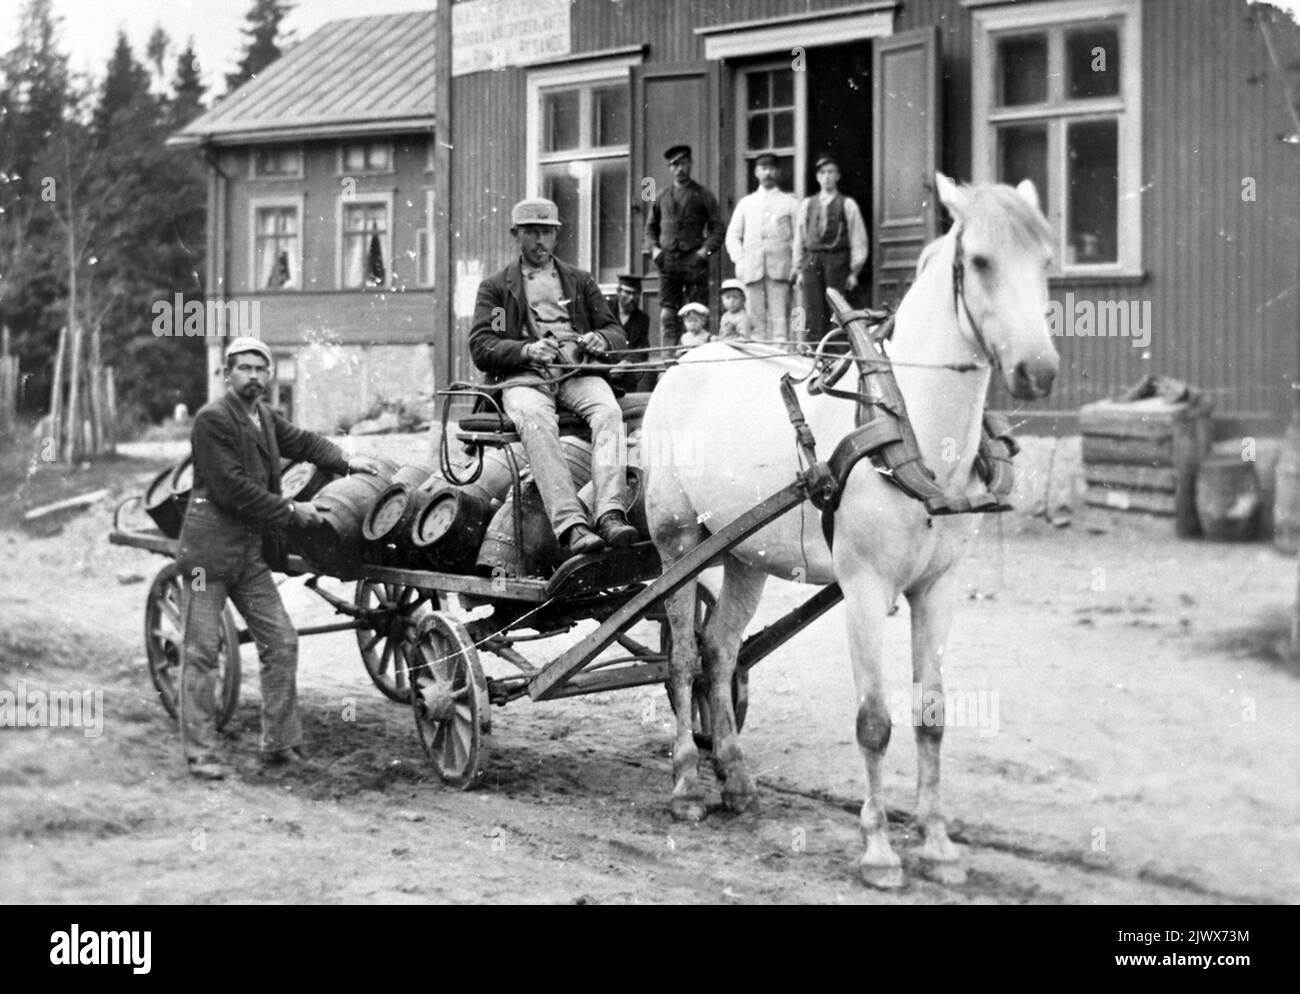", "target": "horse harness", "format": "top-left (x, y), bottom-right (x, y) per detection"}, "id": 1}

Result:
top-left (779, 277), bottom-right (1020, 548)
